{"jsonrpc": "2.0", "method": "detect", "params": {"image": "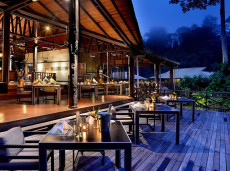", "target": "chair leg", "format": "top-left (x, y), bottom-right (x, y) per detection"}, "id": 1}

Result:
top-left (73, 150), bottom-right (75, 169)
top-left (51, 150), bottom-right (54, 171)
top-left (101, 151), bottom-right (105, 166)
